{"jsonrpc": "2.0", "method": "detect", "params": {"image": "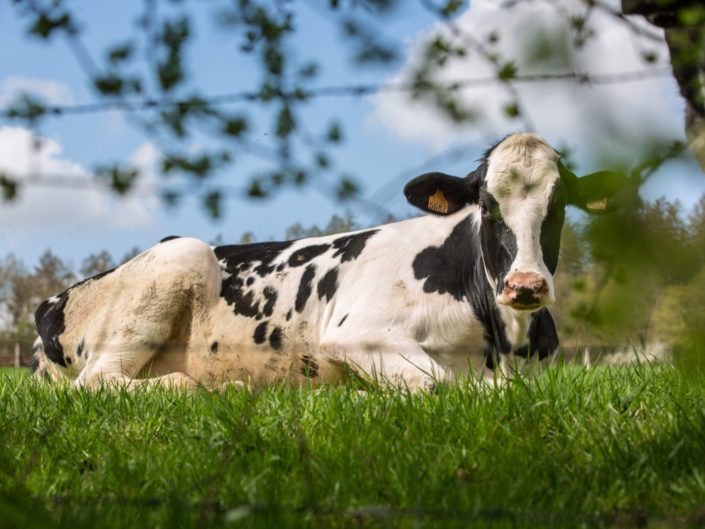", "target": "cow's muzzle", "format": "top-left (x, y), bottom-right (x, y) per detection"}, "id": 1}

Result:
top-left (499, 272), bottom-right (549, 310)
